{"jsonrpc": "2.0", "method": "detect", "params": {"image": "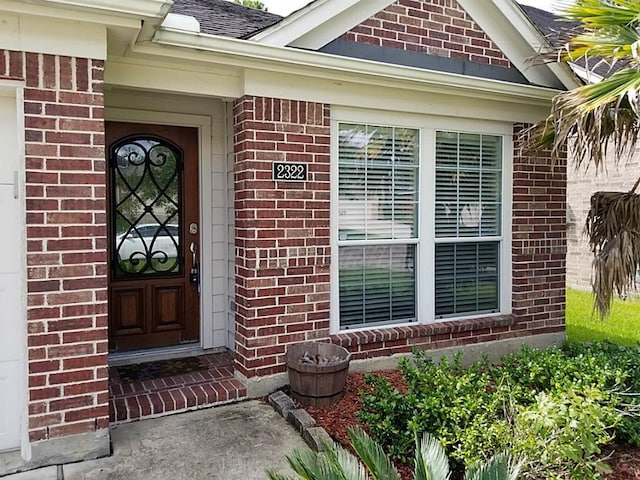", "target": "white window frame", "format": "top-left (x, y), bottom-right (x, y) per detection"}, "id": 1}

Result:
top-left (330, 108), bottom-right (513, 334)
